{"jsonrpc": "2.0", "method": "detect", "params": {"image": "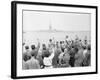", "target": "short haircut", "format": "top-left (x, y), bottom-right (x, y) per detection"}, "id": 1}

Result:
top-left (44, 50), bottom-right (51, 57)
top-left (23, 53), bottom-right (31, 62)
top-left (42, 44), bottom-right (46, 50)
top-left (25, 46), bottom-right (29, 50)
top-left (49, 39), bottom-right (52, 42)
top-left (31, 45), bottom-right (35, 50)
top-left (60, 41), bottom-right (62, 44)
